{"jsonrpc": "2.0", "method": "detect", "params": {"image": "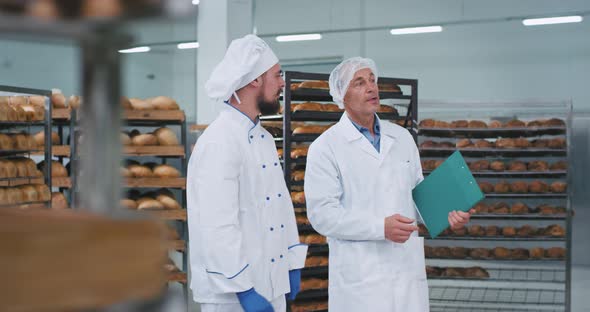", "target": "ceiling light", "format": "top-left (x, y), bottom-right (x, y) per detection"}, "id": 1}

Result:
top-left (192, 0), bottom-right (199, 5)
top-left (276, 33), bottom-right (322, 42)
top-left (118, 46), bottom-right (150, 53)
top-left (390, 26), bottom-right (443, 35)
top-left (178, 42), bottom-right (200, 49)
top-left (523, 15), bottom-right (583, 26)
